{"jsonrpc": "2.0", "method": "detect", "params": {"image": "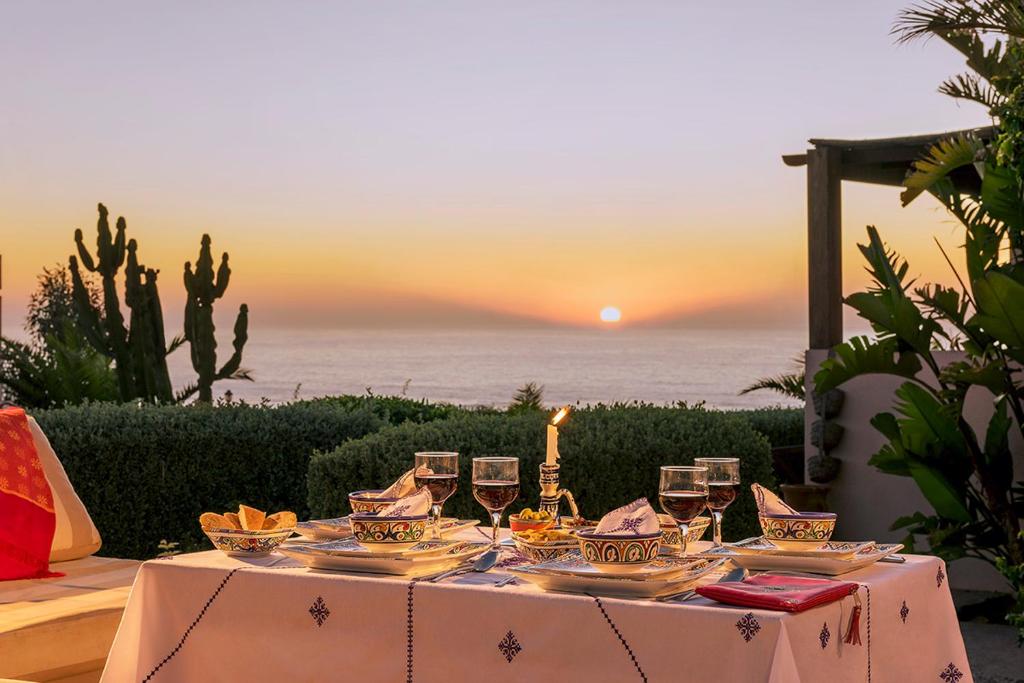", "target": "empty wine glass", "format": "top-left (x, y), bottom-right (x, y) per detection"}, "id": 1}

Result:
top-left (414, 452), bottom-right (459, 539)
top-left (472, 457), bottom-right (519, 548)
top-left (695, 457), bottom-right (740, 547)
top-left (658, 466), bottom-right (708, 557)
